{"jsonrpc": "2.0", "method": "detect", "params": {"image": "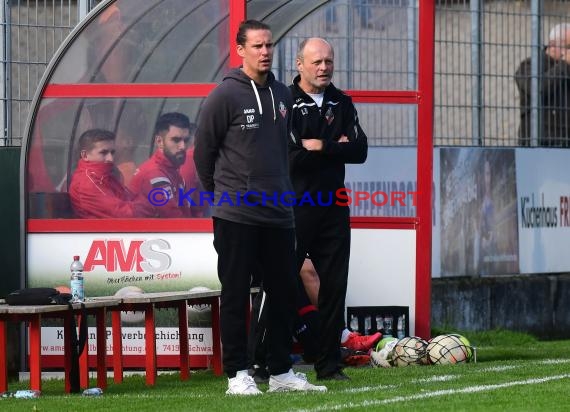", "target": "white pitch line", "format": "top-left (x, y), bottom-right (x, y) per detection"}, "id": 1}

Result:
top-left (293, 374), bottom-right (570, 412)
top-left (341, 375), bottom-right (458, 395)
top-left (343, 384), bottom-right (398, 393)
top-left (539, 358), bottom-right (570, 365)
top-left (479, 365), bottom-right (519, 372)
top-left (412, 374), bottom-right (458, 383)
